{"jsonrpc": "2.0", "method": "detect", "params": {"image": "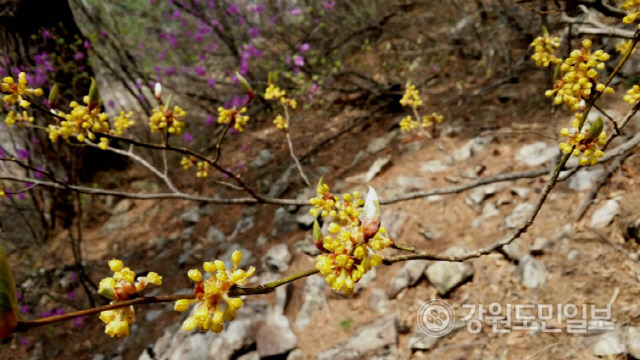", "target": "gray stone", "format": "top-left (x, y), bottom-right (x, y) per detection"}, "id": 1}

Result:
top-left (271, 207), bottom-right (298, 238)
top-left (626, 327), bottom-right (640, 359)
top-left (425, 246), bottom-right (474, 295)
top-left (501, 239), bottom-right (525, 261)
top-left (568, 166), bottom-right (606, 191)
top-left (504, 203), bottom-right (535, 229)
top-left (262, 244), bottom-right (292, 273)
top-left (531, 237), bottom-right (550, 254)
top-left (592, 331), bottom-right (626, 356)
top-left (295, 275), bottom-right (326, 329)
top-left (268, 166), bottom-right (293, 198)
top-left (252, 149), bottom-right (274, 167)
top-left (419, 229), bottom-right (442, 240)
top-left (519, 255), bottom-right (547, 289)
top-left (567, 249), bottom-right (580, 261)
top-left (112, 199), bottom-right (134, 214)
top-left (292, 239), bottom-right (321, 256)
top-left (387, 260), bottom-right (429, 298)
top-left (369, 288), bottom-right (389, 315)
top-left (367, 133), bottom-right (395, 154)
top-left (555, 224), bottom-right (574, 240)
top-left (144, 309), bottom-right (164, 322)
top-left (180, 207), bottom-right (200, 226)
top-left (206, 226), bottom-right (225, 243)
top-left (233, 216), bottom-right (255, 236)
top-left (100, 212), bottom-right (132, 237)
top-left (287, 349), bottom-right (304, 360)
top-left (236, 352), bottom-right (259, 360)
top-left (296, 212), bottom-right (316, 228)
top-left (256, 313), bottom-right (297, 358)
top-left (256, 235), bottom-right (268, 248)
top-left (408, 330), bottom-right (440, 350)
top-left (395, 176), bottom-right (427, 191)
top-left (221, 245), bottom-right (254, 269)
top-left (471, 203), bottom-right (499, 228)
top-left (420, 160), bottom-right (449, 173)
top-left (466, 184), bottom-right (506, 208)
top-left (590, 199), bottom-right (620, 229)
top-left (381, 209), bottom-right (408, 240)
top-left (315, 316), bottom-right (397, 360)
top-left (515, 142), bottom-right (557, 166)
top-left (346, 156), bottom-right (392, 183)
top-left (511, 187), bottom-right (530, 199)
